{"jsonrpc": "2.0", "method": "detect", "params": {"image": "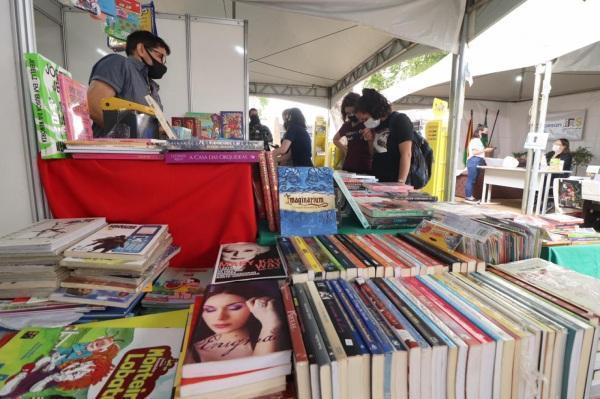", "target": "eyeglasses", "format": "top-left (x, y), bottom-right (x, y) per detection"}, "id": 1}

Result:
top-left (148, 47), bottom-right (168, 65)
